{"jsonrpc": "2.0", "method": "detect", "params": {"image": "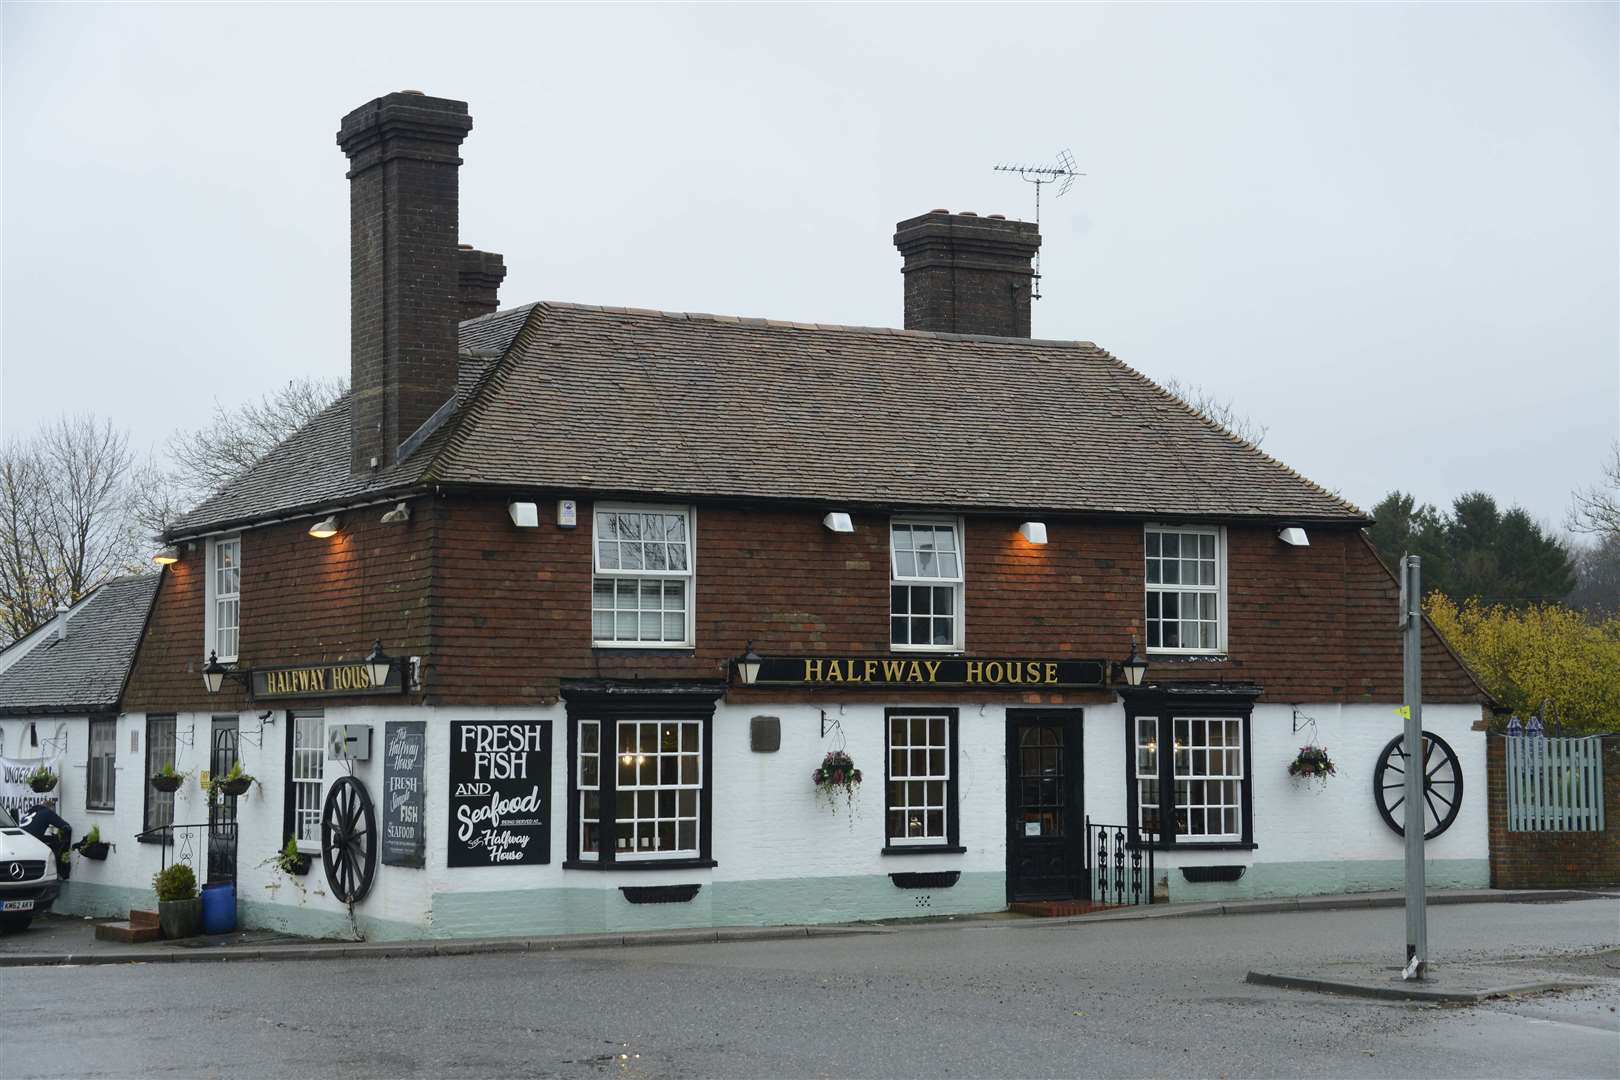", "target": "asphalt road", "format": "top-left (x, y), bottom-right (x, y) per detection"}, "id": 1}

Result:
top-left (4, 898), bottom-right (1616, 1079)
